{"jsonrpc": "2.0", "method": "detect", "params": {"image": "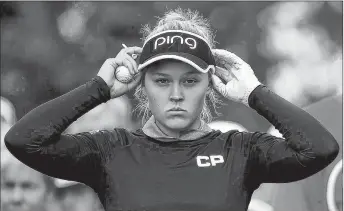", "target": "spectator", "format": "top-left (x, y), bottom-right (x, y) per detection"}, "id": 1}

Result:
top-left (1, 97), bottom-right (62, 211)
top-left (1, 153), bottom-right (62, 211)
top-left (1, 97), bottom-right (17, 154)
top-left (55, 181), bottom-right (104, 211)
